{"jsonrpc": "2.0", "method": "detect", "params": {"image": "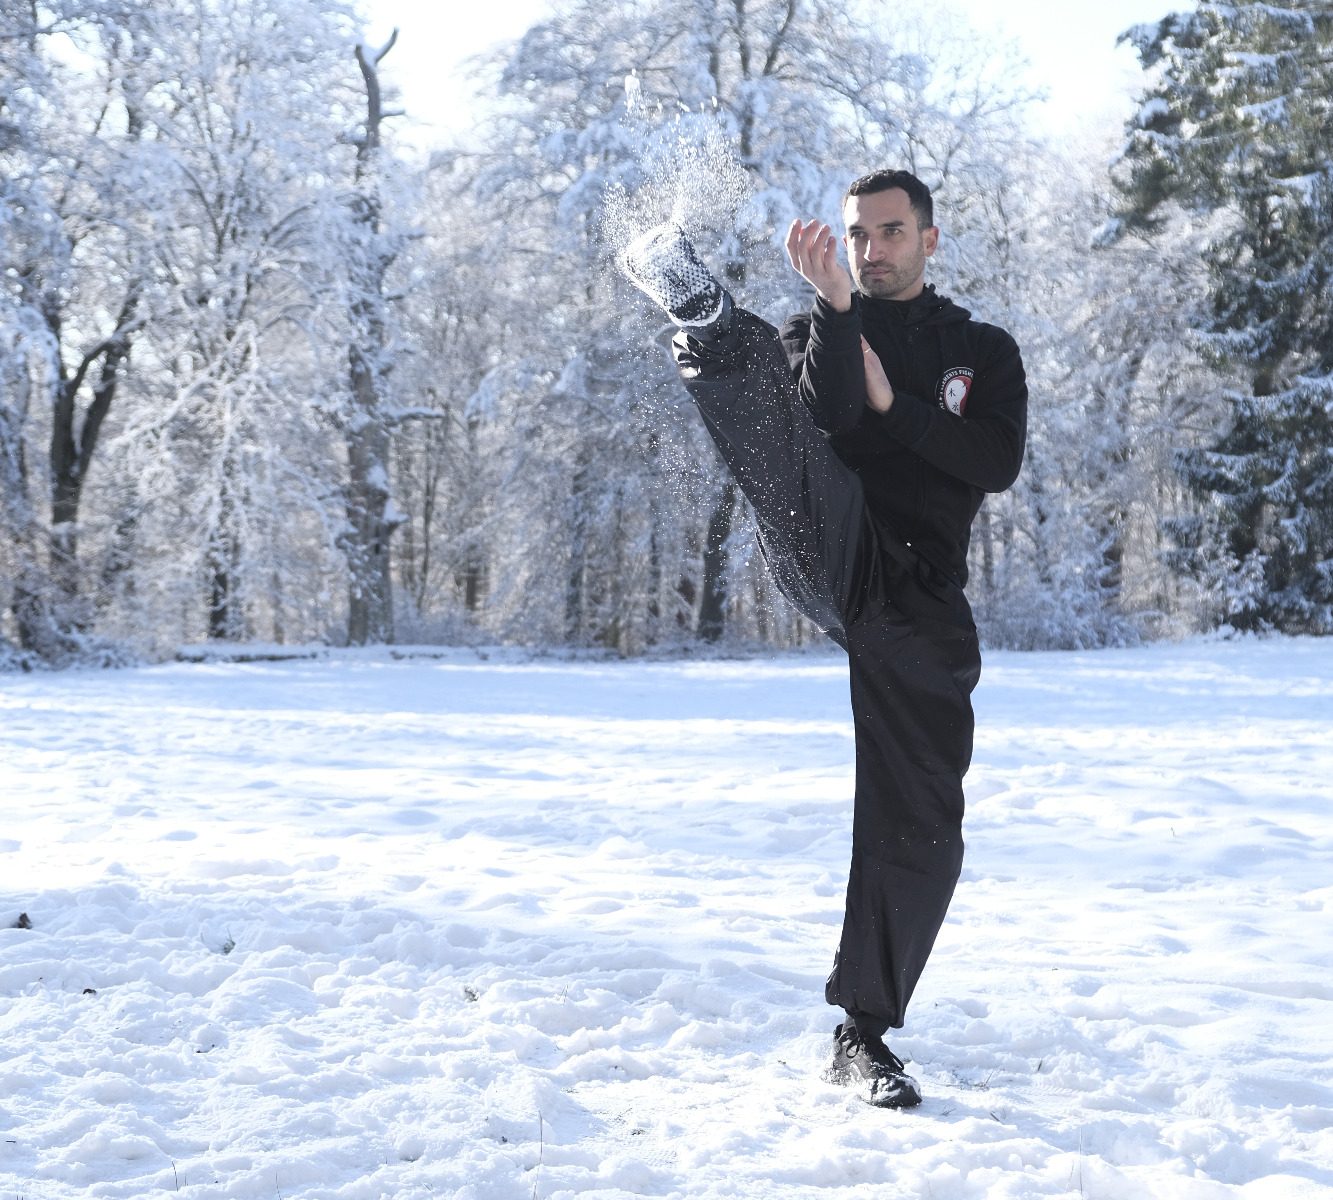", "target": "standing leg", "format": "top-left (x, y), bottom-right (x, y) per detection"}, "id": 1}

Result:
top-left (832, 610), bottom-right (980, 1032)
top-left (621, 222), bottom-right (880, 637)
